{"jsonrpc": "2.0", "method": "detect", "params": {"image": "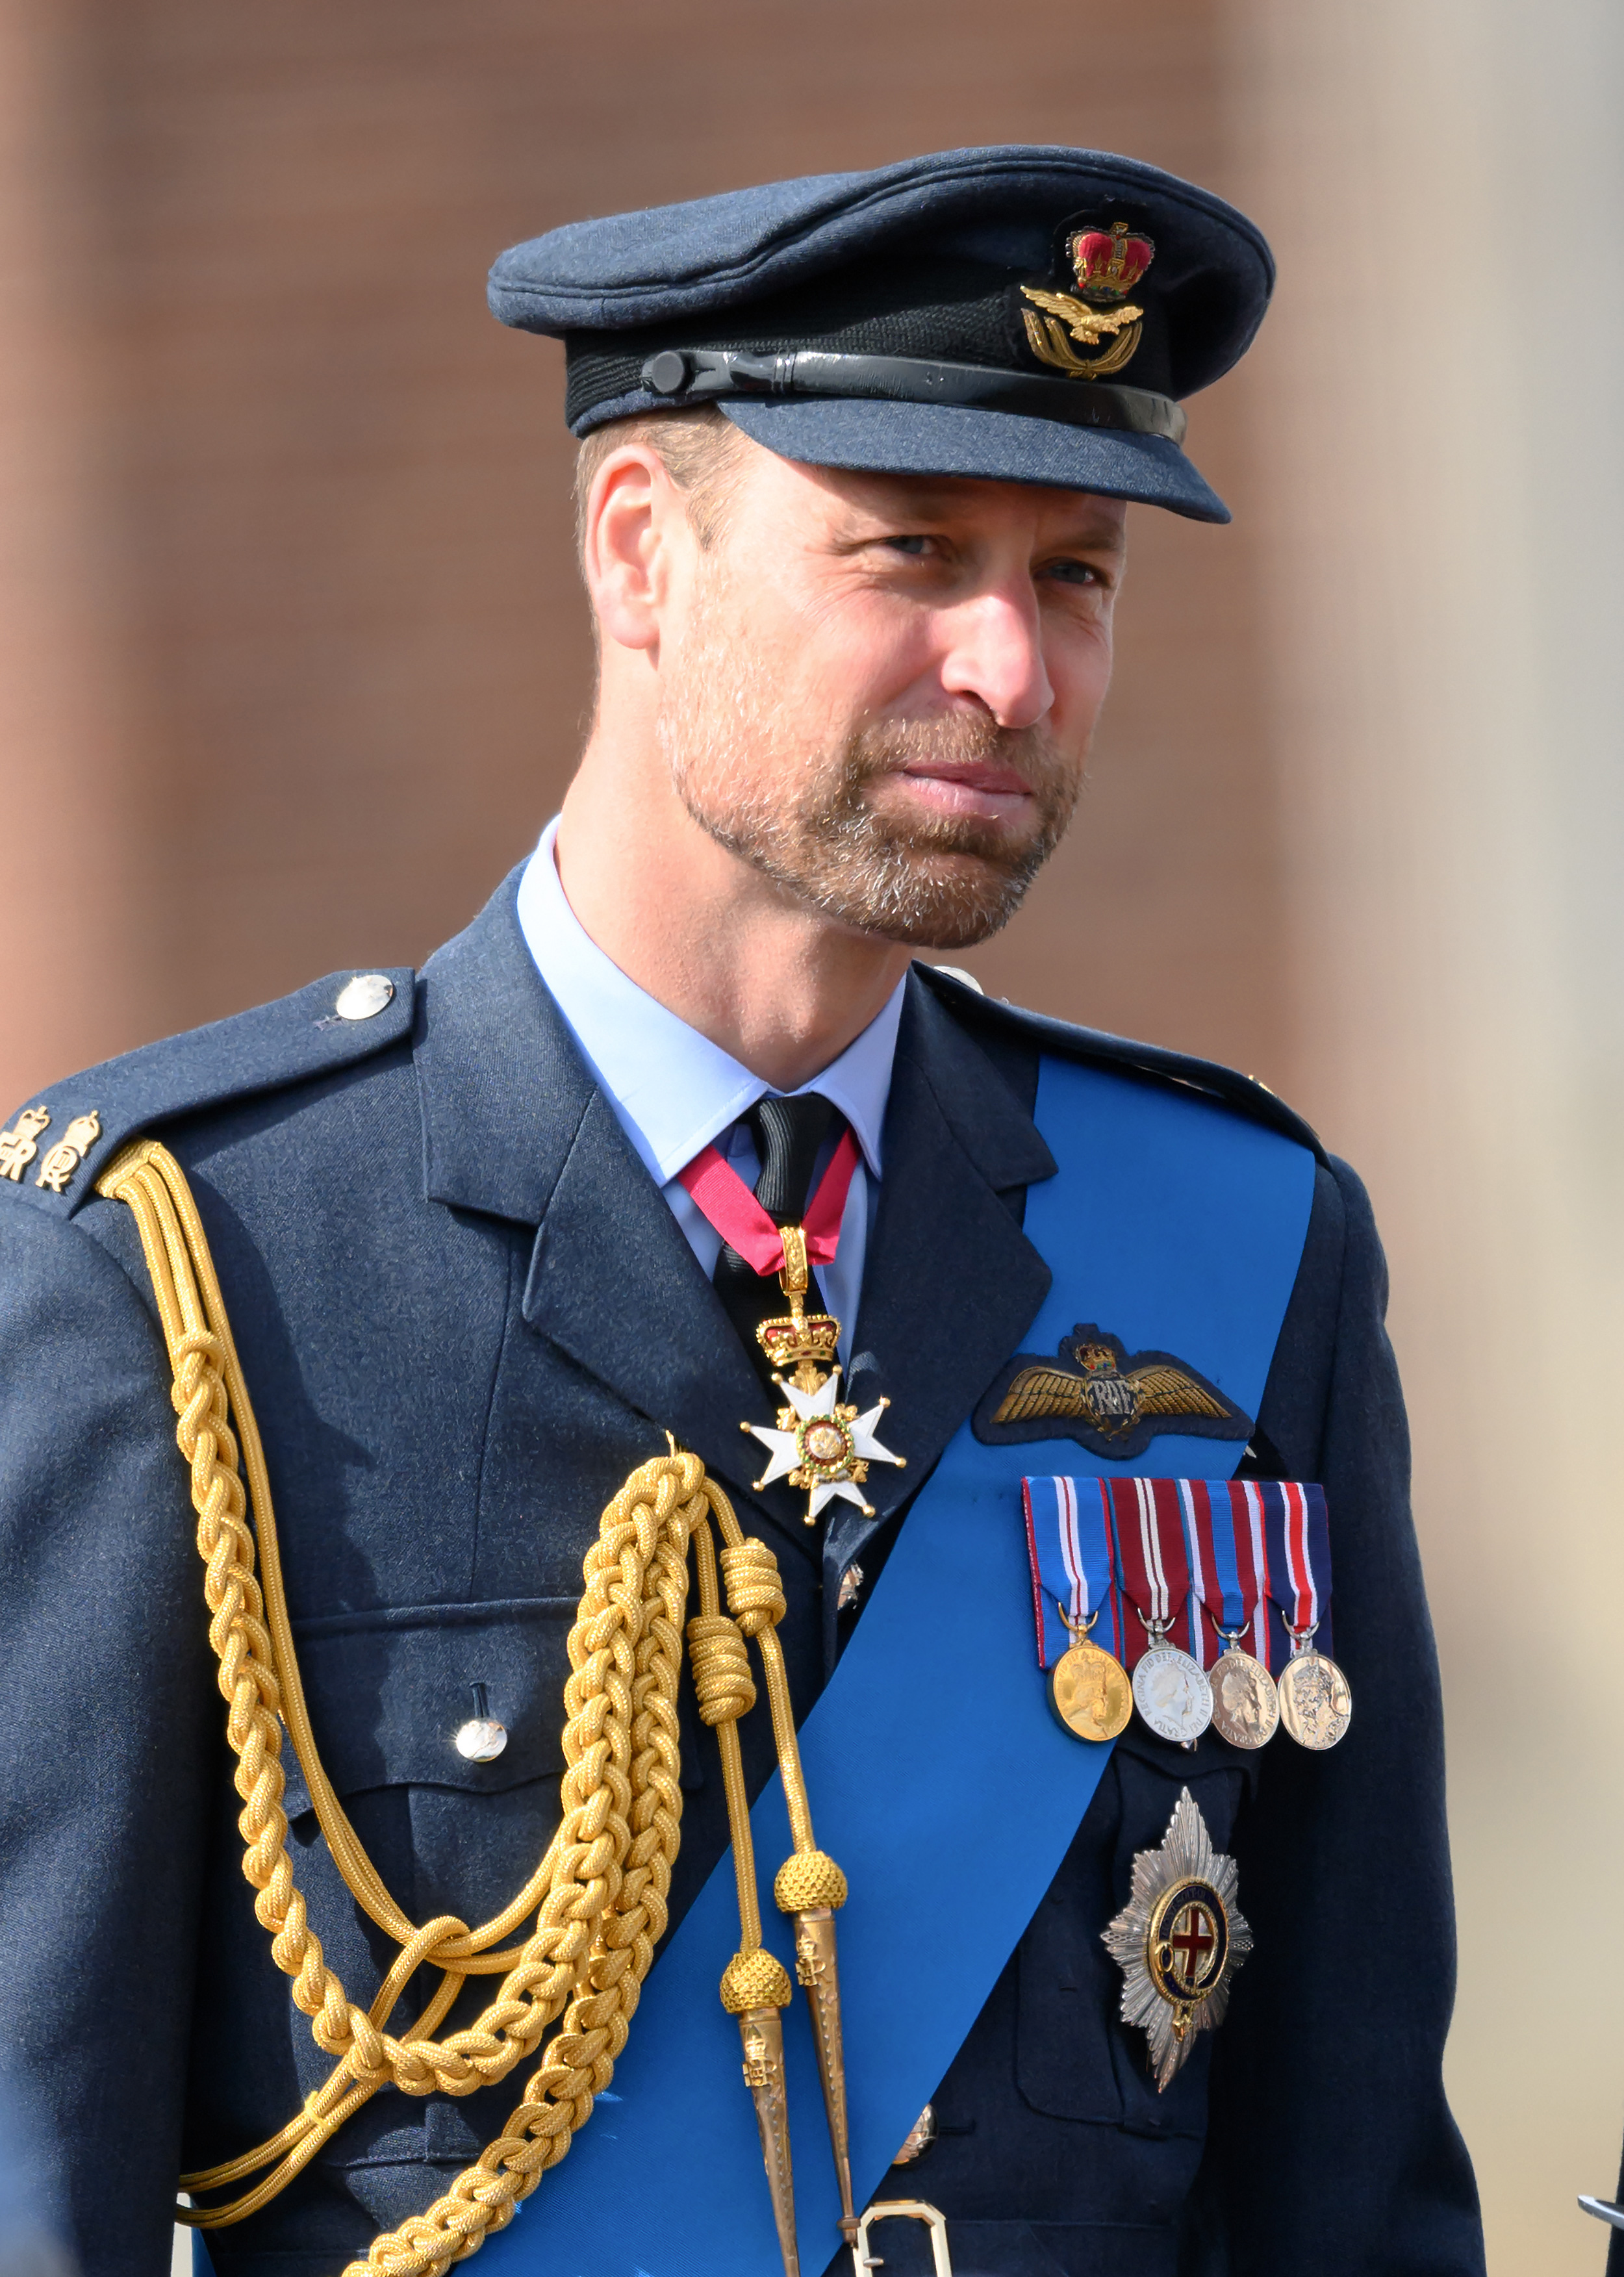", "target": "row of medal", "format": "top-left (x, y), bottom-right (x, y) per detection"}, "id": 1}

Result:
top-left (1022, 1475), bottom-right (1353, 1753)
